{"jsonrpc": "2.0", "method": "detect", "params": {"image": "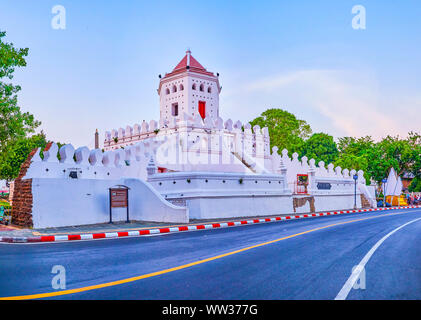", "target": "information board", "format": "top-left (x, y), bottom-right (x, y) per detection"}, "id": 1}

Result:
top-left (110, 188), bottom-right (128, 208)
